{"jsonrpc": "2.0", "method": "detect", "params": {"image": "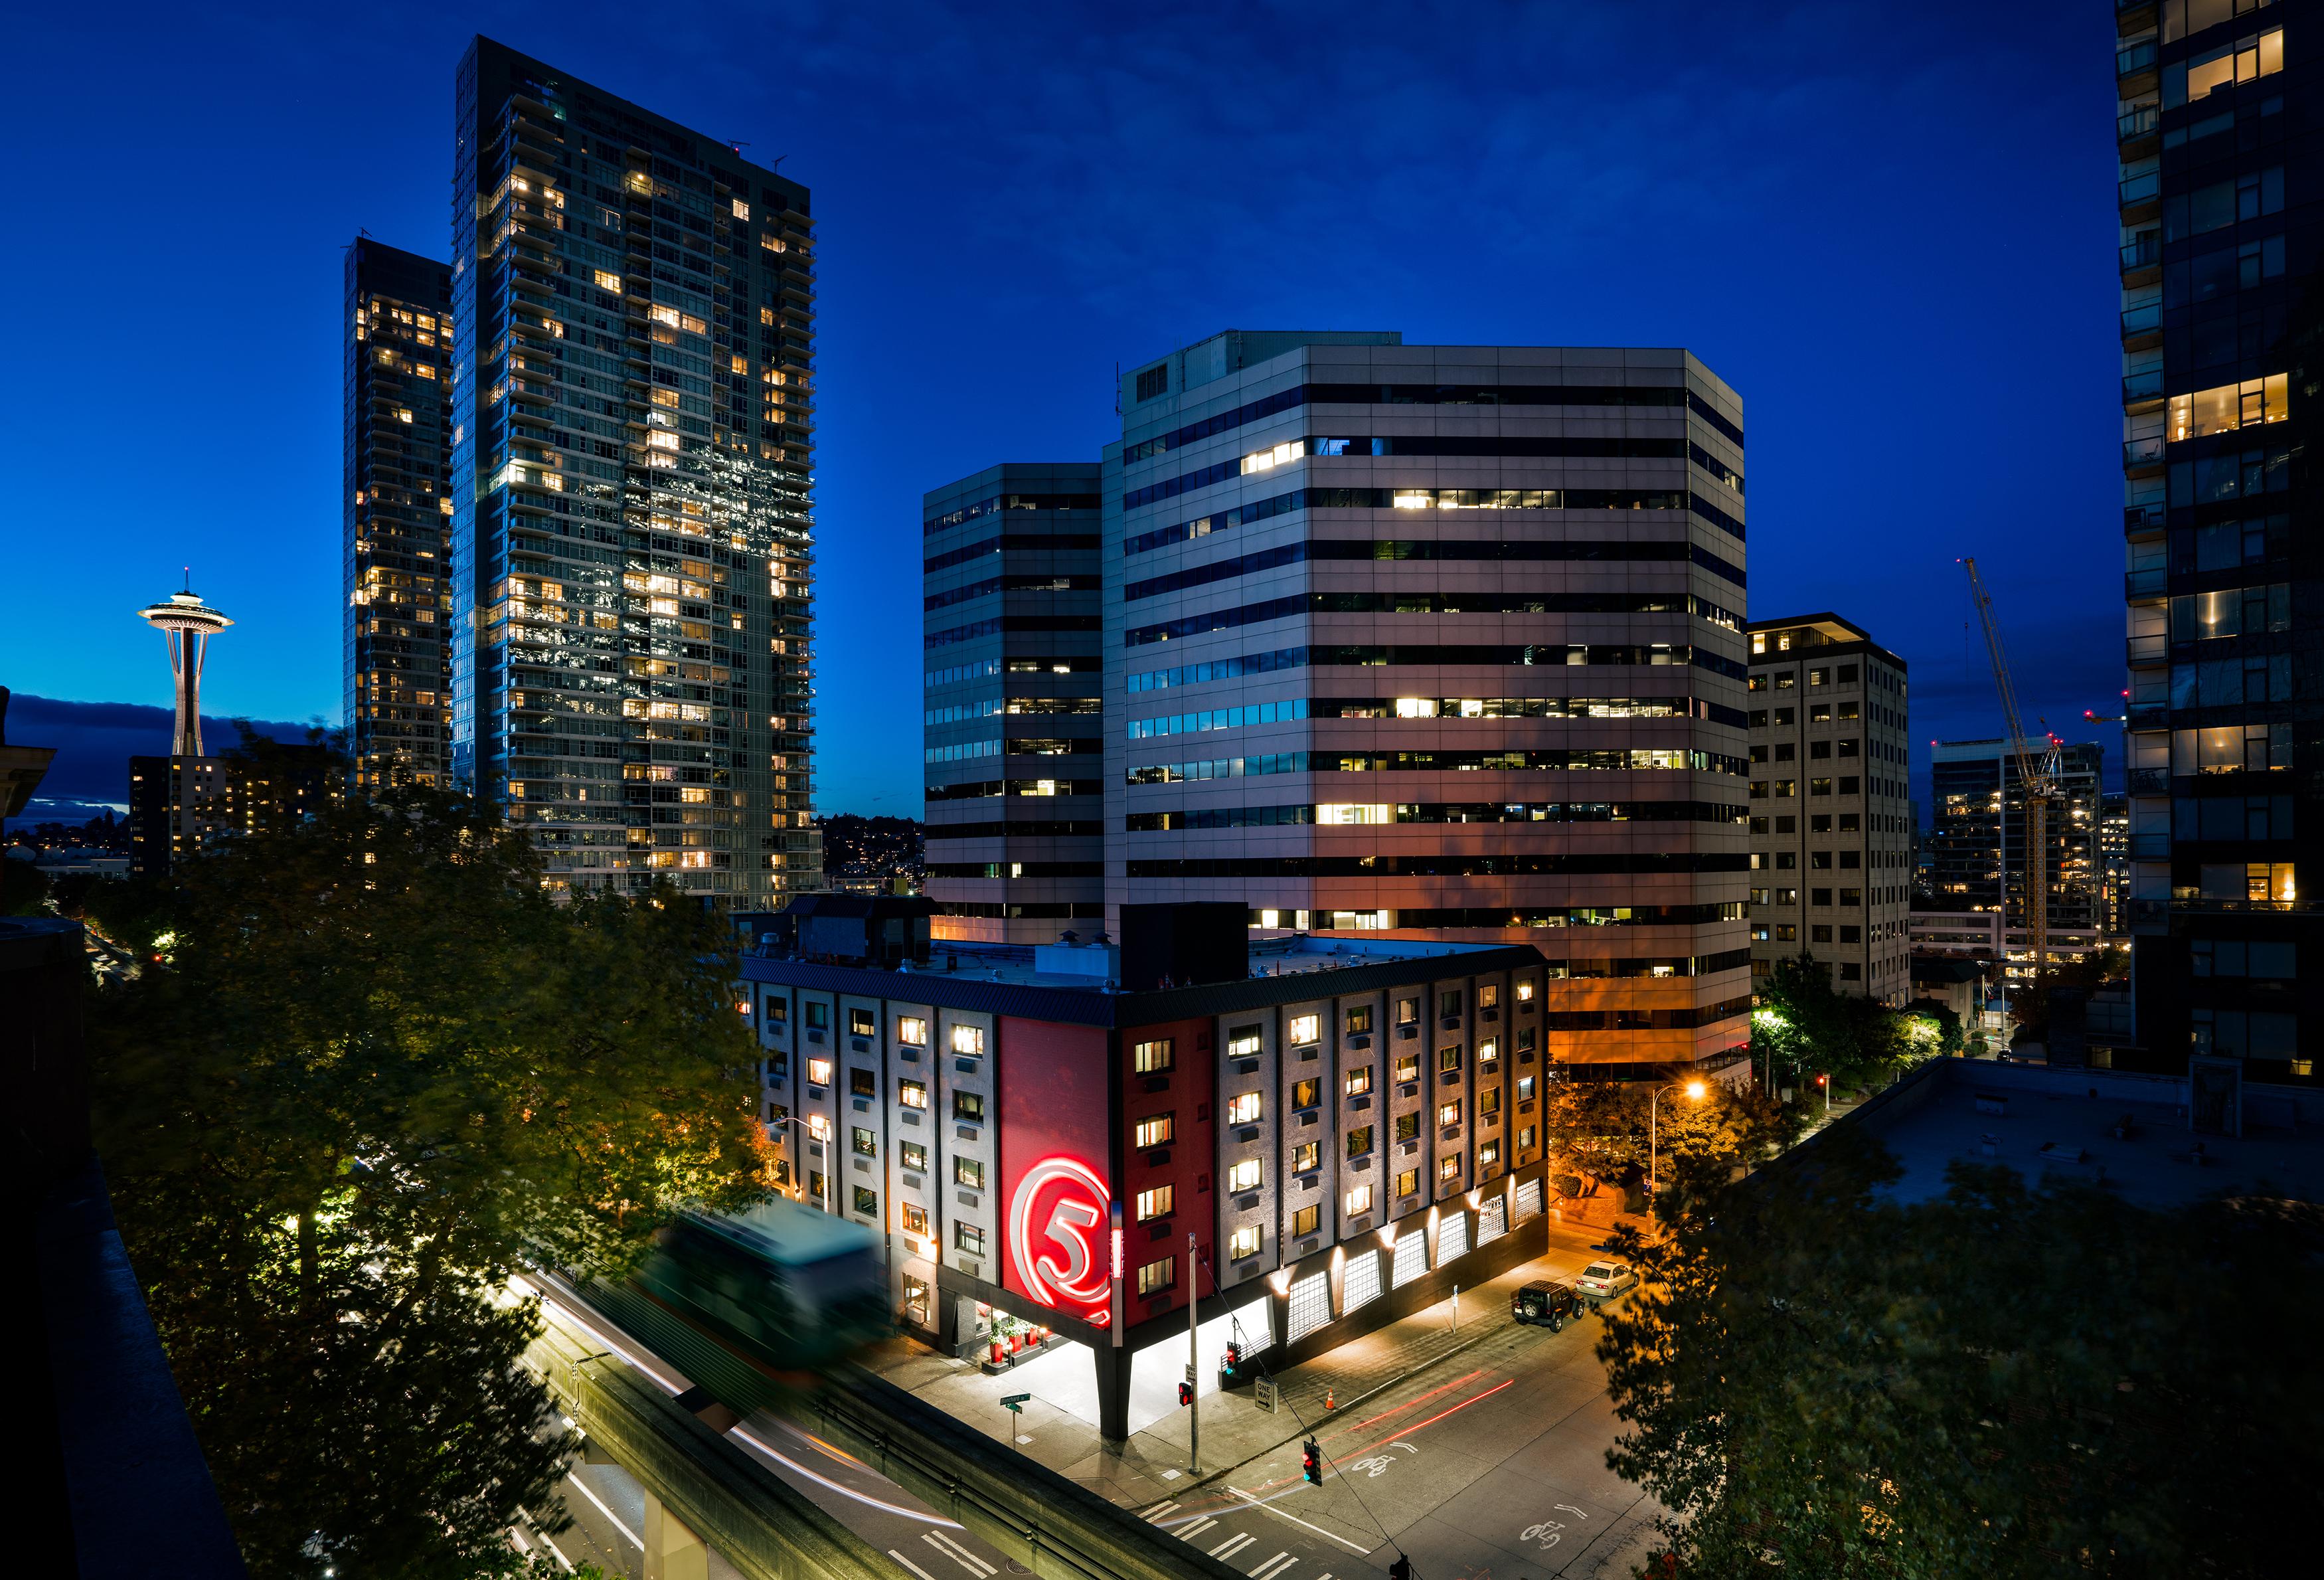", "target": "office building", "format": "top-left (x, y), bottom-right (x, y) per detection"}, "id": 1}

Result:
top-left (2116, 1), bottom-right (2315, 1076)
top-left (1102, 332), bottom-right (1752, 1075)
top-left (1929, 738), bottom-right (2106, 942)
top-left (1744, 614), bottom-right (1914, 1004)
top-left (345, 238), bottom-right (456, 789)
top-left (127, 748), bottom-right (335, 878)
top-left (744, 899), bottom-right (1558, 1441)
top-left (448, 37), bottom-right (819, 907)
top-left (921, 464), bottom-right (1104, 940)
